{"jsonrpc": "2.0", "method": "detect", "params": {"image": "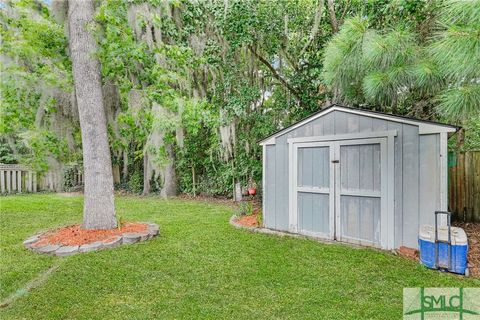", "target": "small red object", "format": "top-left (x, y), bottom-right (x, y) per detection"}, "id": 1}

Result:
top-left (248, 188), bottom-right (256, 196)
